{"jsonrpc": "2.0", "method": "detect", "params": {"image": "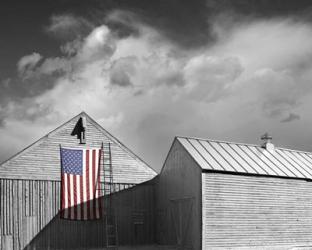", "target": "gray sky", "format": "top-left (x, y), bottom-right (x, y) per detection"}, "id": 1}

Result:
top-left (2, 0), bottom-right (312, 172)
